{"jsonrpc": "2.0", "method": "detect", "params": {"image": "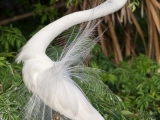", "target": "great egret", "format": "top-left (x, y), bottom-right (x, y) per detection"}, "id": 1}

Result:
top-left (16, 0), bottom-right (127, 120)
